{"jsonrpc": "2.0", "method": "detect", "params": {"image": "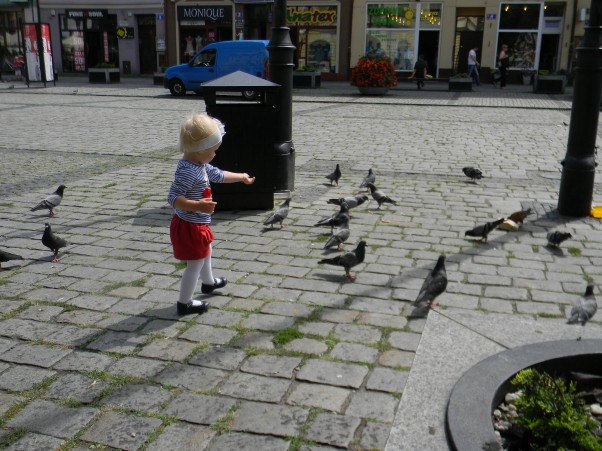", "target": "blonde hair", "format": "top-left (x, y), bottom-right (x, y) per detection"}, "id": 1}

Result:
top-left (179, 113), bottom-right (225, 154)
